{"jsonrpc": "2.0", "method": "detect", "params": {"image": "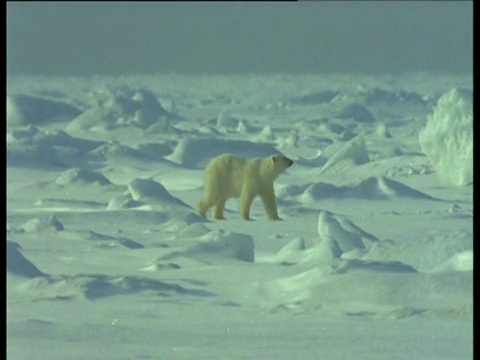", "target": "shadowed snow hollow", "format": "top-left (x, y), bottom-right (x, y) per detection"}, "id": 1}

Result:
top-left (419, 88), bottom-right (473, 186)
